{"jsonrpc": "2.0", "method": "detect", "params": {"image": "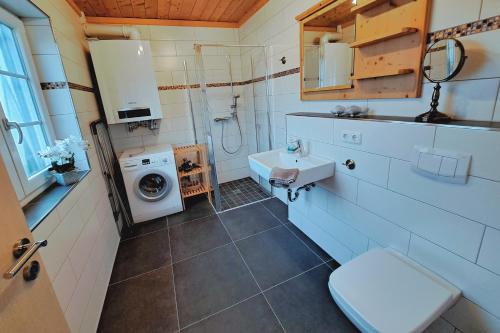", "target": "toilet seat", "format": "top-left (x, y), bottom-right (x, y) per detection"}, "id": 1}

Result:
top-left (329, 248), bottom-right (461, 333)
